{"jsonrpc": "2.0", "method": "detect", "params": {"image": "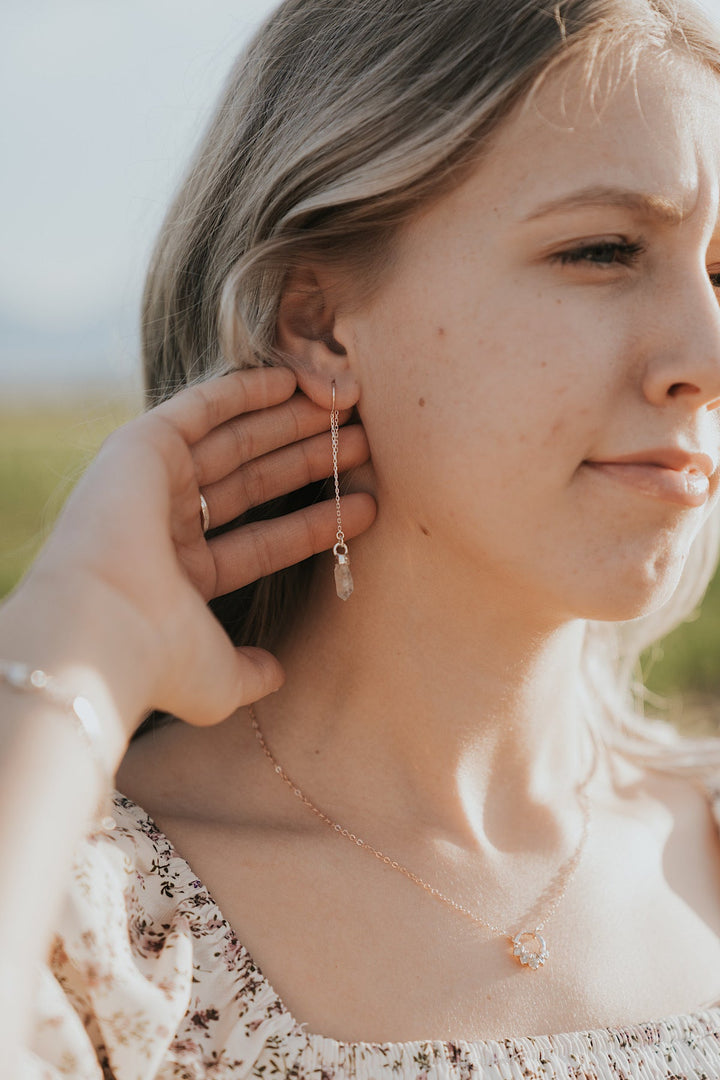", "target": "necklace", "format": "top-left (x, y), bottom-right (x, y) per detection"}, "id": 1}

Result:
top-left (248, 703), bottom-right (596, 970)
